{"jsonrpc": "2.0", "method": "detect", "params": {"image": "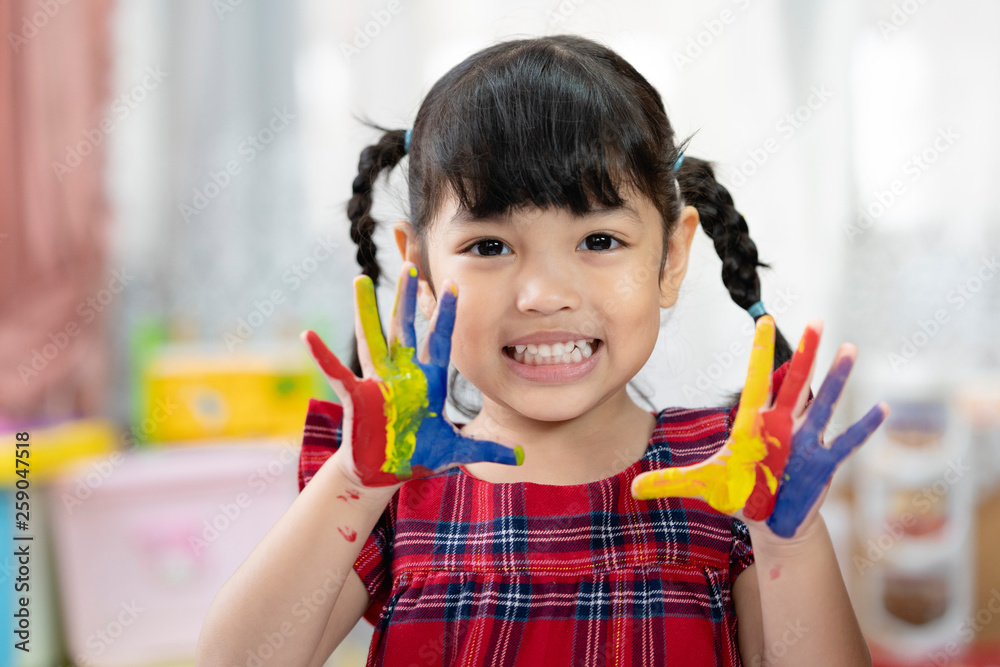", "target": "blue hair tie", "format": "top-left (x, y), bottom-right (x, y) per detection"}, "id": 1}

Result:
top-left (748, 301), bottom-right (767, 319)
top-left (673, 152), bottom-right (685, 171)
top-left (404, 128), bottom-right (413, 153)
